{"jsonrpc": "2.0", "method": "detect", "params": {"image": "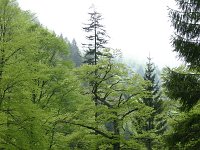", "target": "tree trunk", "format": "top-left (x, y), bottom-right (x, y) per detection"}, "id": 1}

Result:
top-left (113, 115), bottom-right (120, 150)
top-left (147, 140), bottom-right (152, 150)
top-left (94, 21), bottom-right (97, 65)
top-left (146, 118), bottom-right (153, 150)
top-left (113, 142), bottom-right (120, 150)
